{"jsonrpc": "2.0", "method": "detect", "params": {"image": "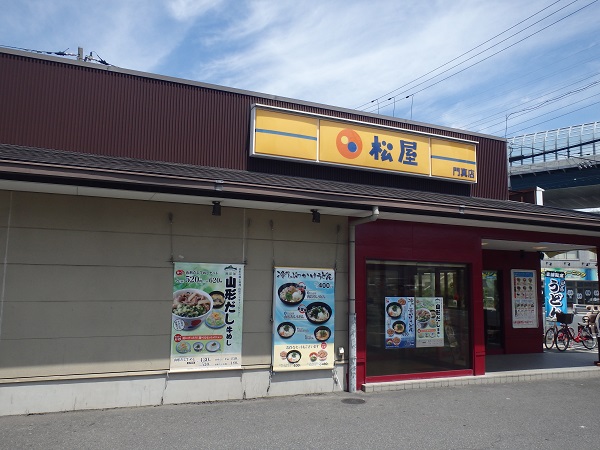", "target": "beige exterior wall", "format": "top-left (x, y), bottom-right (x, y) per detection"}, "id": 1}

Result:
top-left (0, 191), bottom-right (348, 380)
